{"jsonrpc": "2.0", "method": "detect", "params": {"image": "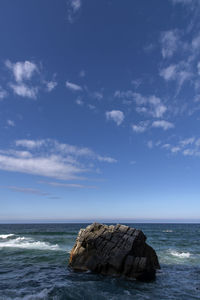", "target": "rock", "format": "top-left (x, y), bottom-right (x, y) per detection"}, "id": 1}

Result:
top-left (69, 223), bottom-right (160, 281)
